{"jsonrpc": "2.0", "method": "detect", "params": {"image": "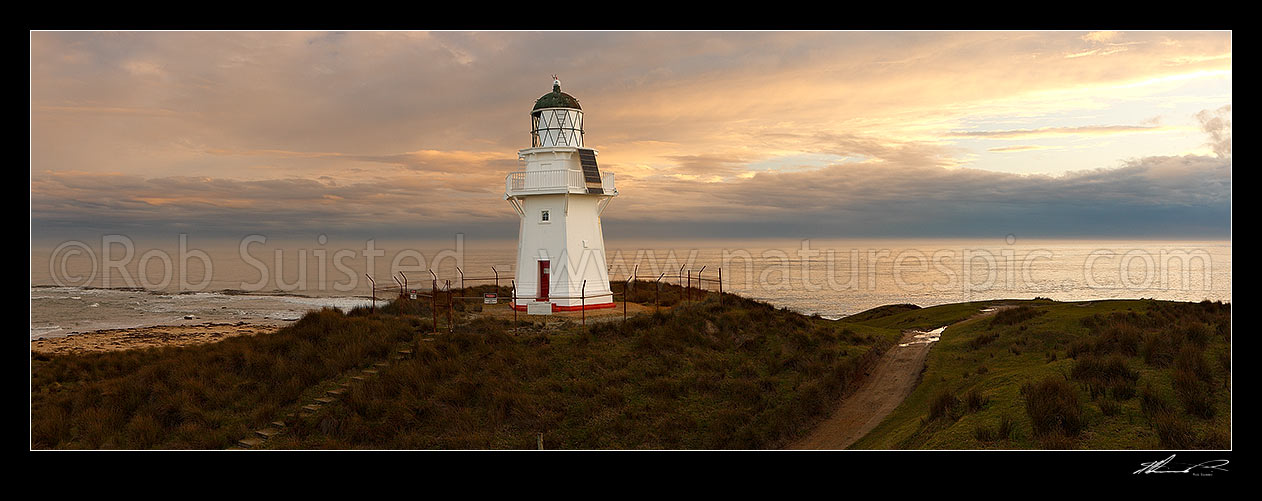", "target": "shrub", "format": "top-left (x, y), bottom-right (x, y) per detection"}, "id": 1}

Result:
top-left (1174, 344), bottom-right (1214, 384)
top-left (974, 424), bottom-right (996, 443)
top-left (996, 415), bottom-right (1016, 440)
top-left (1110, 380), bottom-right (1137, 401)
top-left (965, 388), bottom-right (989, 412)
top-left (990, 306), bottom-right (1045, 327)
top-left (1200, 428), bottom-right (1231, 449)
top-left (1141, 331), bottom-right (1178, 367)
top-left (1172, 367), bottom-right (1216, 419)
top-left (1139, 383), bottom-right (1174, 418)
top-left (1038, 430), bottom-right (1075, 450)
top-left (968, 332), bottom-right (1000, 350)
top-left (1071, 355), bottom-right (1137, 401)
top-left (1098, 399), bottom-right (1121, 416)
top-left (929, 390), bottom-right (960, 421)
top-left (1066, 339), bottom-right (1093, 359)
top-left (1020, 377), bottom-right (1085, 438)
top-left (1153, 410), bottom-right (1197, 449)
